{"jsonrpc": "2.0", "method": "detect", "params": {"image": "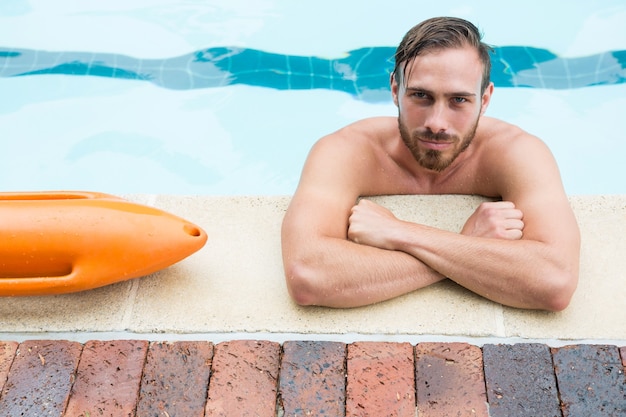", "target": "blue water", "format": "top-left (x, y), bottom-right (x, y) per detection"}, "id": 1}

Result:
top-left (1, 1), bottom-right (625, 195)
top-left (2, 47), bottom-right (625, 100)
